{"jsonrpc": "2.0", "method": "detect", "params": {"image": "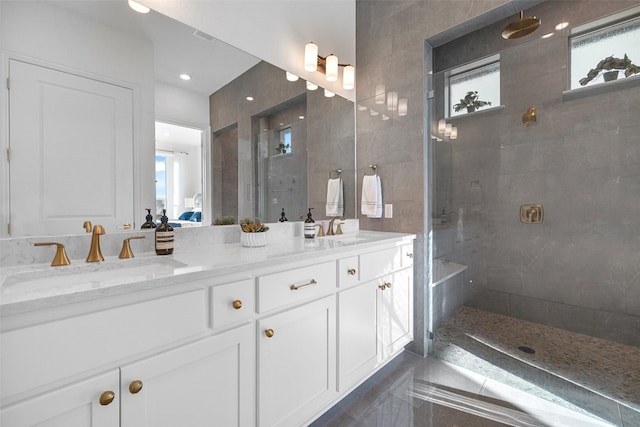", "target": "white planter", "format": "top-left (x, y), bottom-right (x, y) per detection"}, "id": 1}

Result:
top-left (241, 232), bottom-right (268, 247)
